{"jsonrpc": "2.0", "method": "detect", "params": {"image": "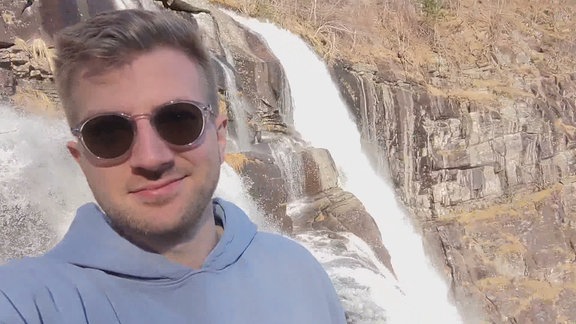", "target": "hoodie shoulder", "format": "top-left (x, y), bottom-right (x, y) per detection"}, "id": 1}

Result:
top-left (248, 232), bottom-right (332, 280)
top-left (0, 257), bottom-right (64, 322)
top-left (0, 256), bottom-right (62, 290)
top-left (0, 257), bottom-right (106, 323)
top-left (245, 232), bottom-right (346, 322)
top-left (252, 232), bottom-right (316, 259)
top-left (0, 256), bottom-right (78, 295)
top-left (0, 259), bottom-right (34, 323)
